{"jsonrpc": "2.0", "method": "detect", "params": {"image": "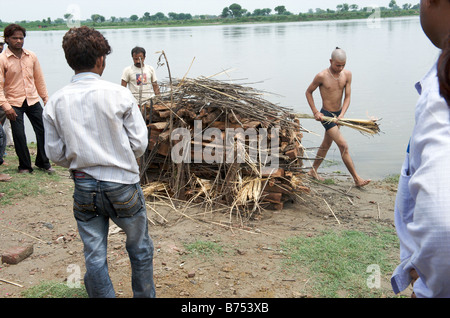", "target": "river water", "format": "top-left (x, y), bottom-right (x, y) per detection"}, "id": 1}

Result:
top-left (21, 16), bottom-right (440, 180)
